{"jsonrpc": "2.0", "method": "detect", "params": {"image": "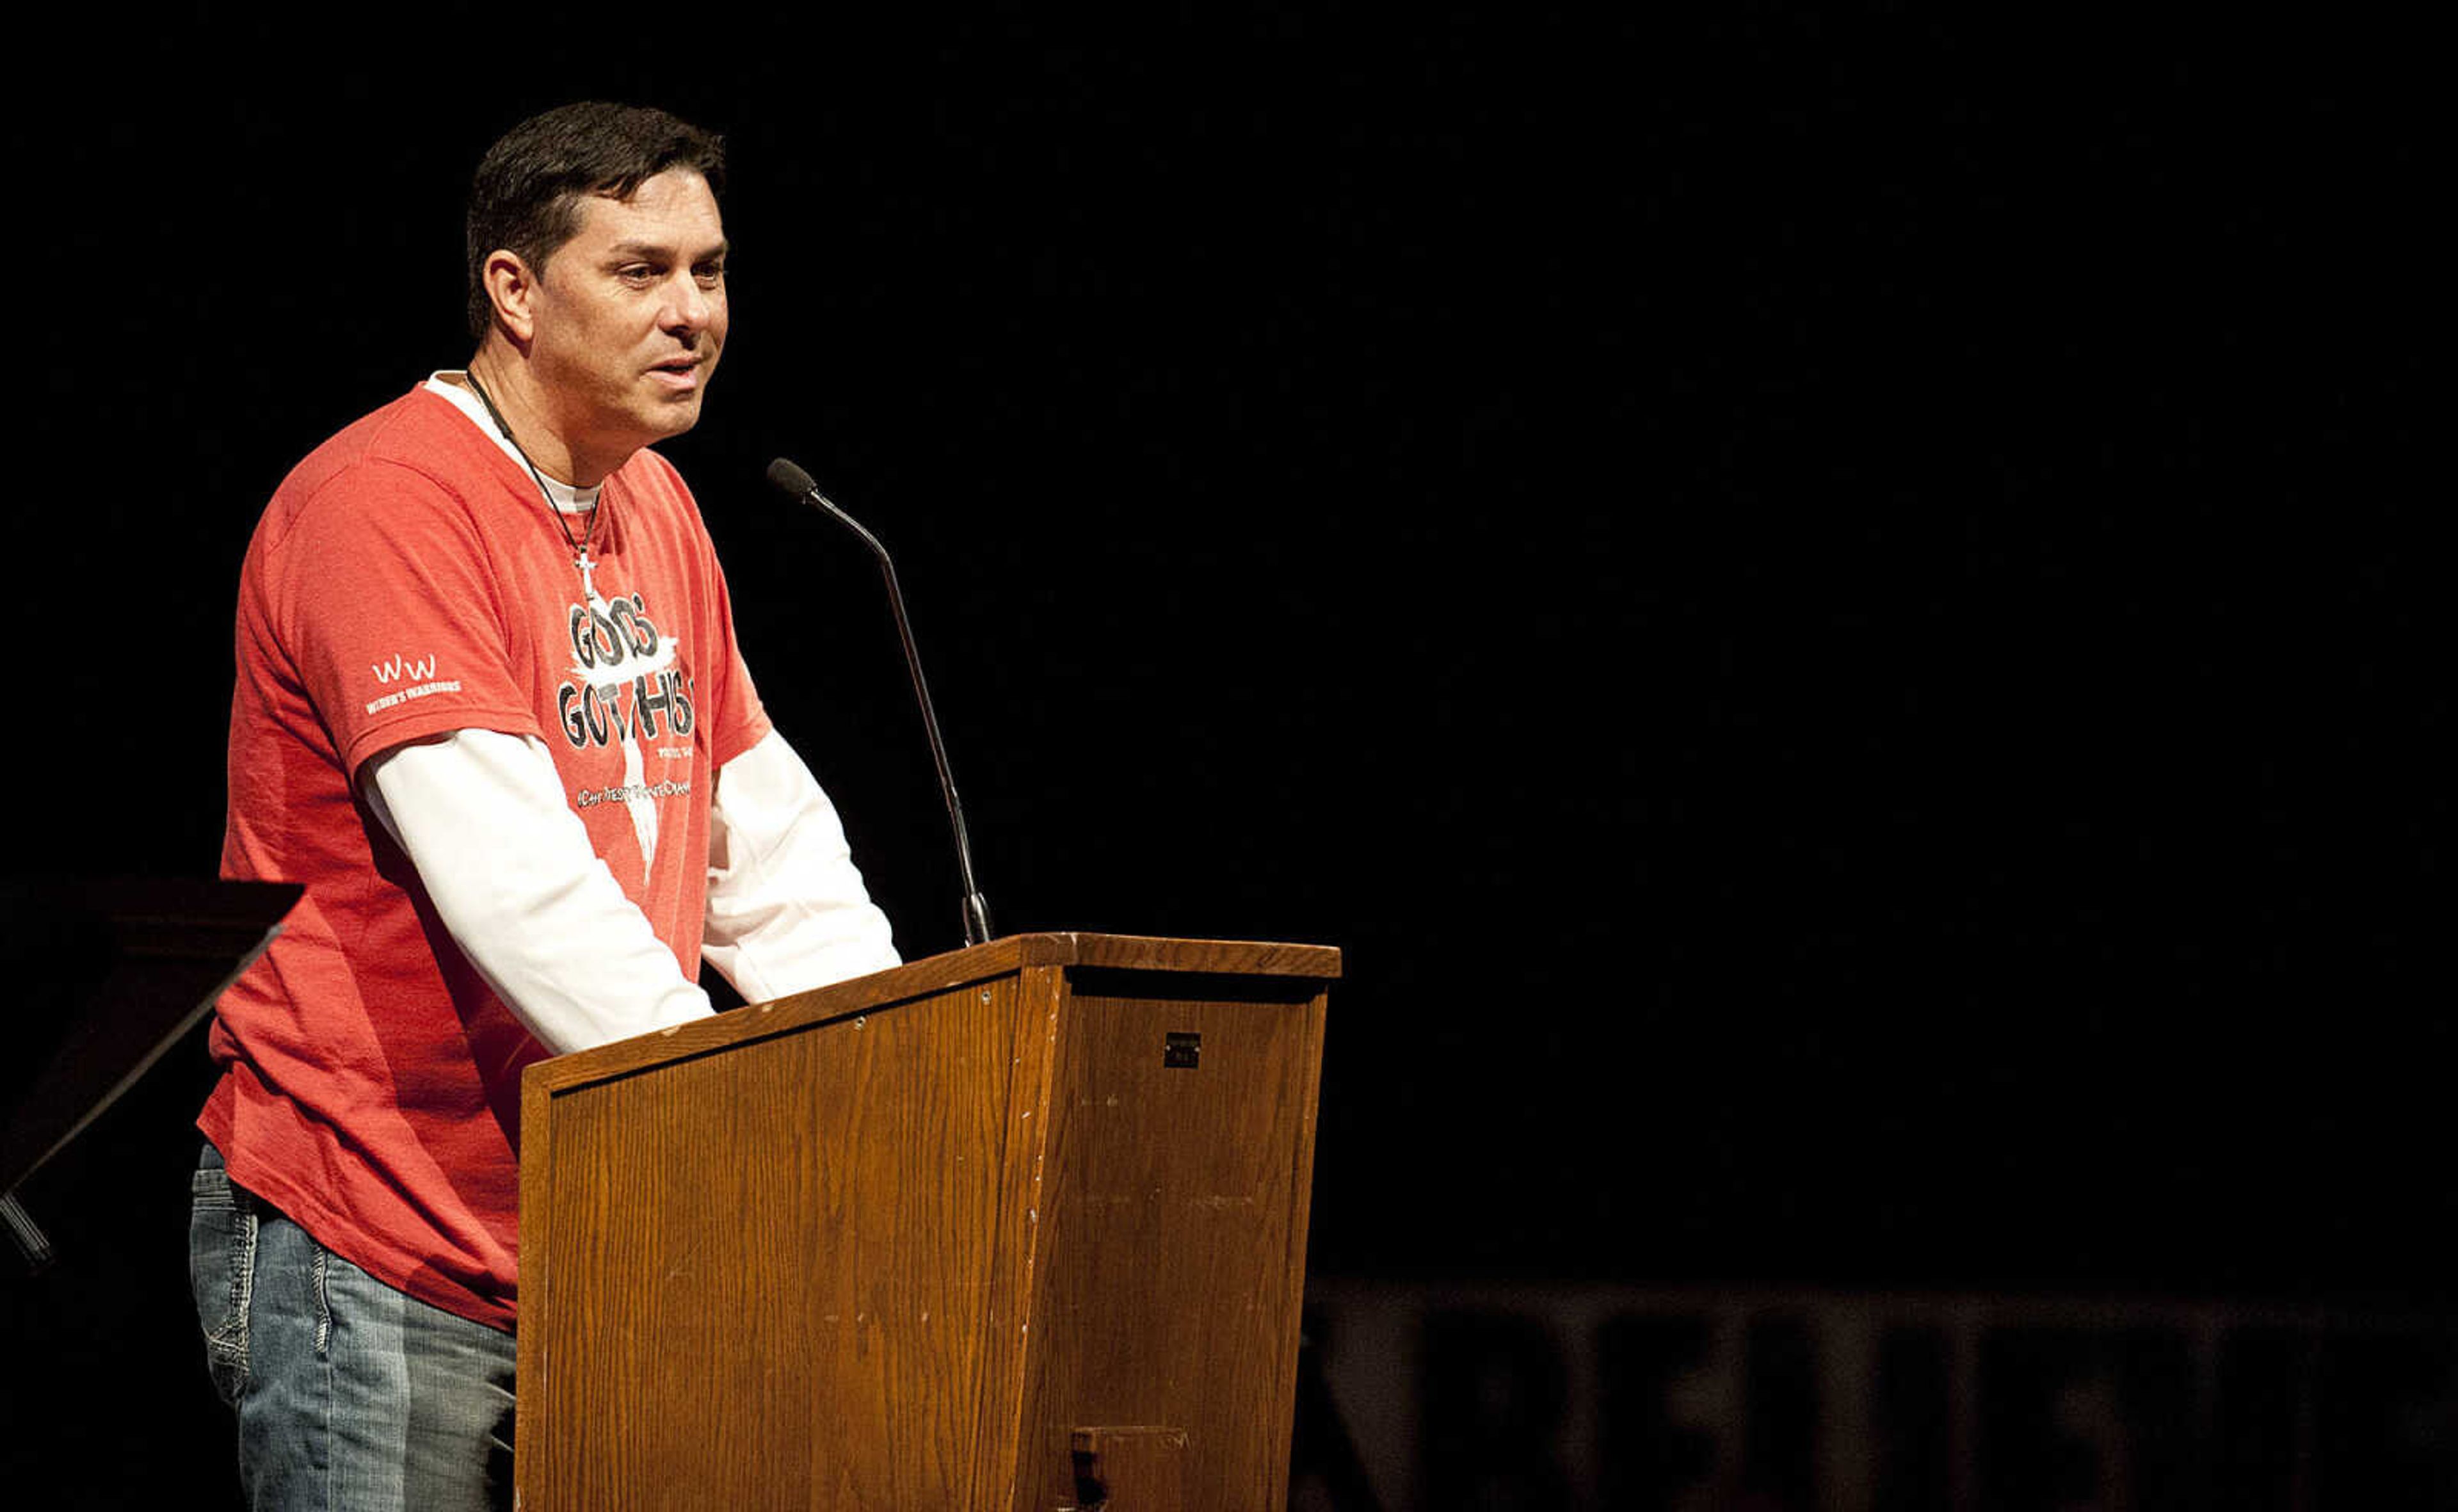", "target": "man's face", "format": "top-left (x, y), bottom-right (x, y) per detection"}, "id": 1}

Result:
top-left (527, 168), bottom-right (730, 471)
